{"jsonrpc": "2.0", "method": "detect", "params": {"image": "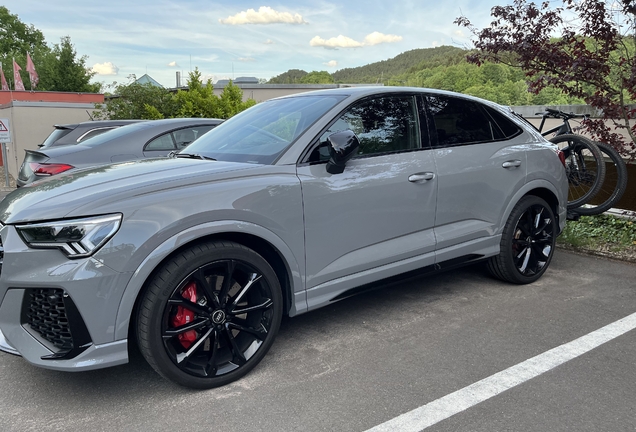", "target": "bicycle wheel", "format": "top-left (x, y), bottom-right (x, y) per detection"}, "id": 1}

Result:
top-left (575, 141), bottom-right (628, 216)
top-left (549, 134), bottom-right (606, 209)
